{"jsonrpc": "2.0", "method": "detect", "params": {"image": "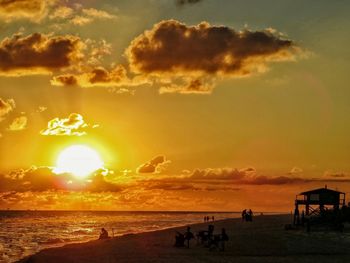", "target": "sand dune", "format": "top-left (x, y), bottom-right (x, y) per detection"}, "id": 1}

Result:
top-left (18, 214), bottom-right (350, 263)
